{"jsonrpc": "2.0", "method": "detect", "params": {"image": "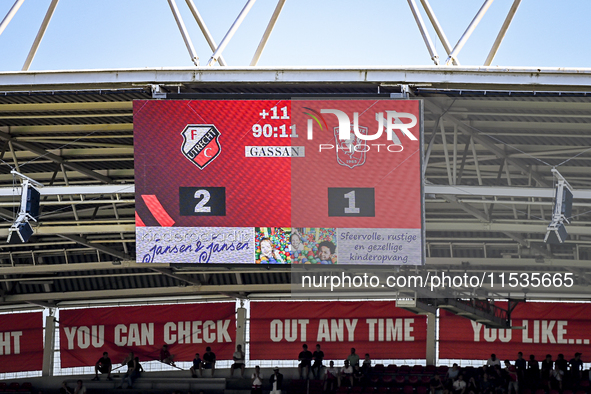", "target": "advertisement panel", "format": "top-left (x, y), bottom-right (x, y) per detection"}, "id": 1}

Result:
top-left (134, 99), bottom-right (424, 265)
top-left (249, 301), bottom-right (427, 360)
top-left (439, 302), bottom-right (591, 360)
top-left (0, 312), bottom-right (43, 373)
top-left (59, 303), bottom-right (236, 368)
